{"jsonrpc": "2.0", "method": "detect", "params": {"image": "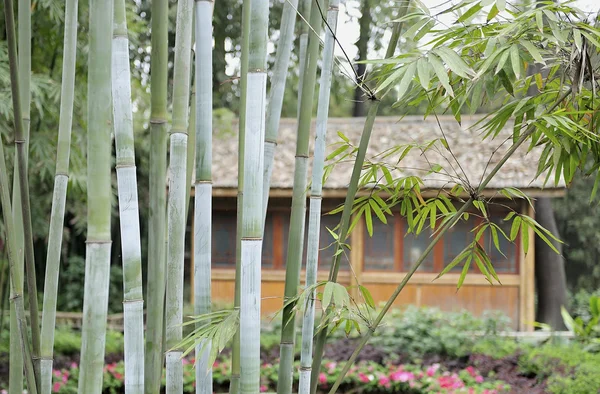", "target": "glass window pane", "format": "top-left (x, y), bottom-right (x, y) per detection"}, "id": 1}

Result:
top-left (262, 212), bottom-right (275, 268)
top-left (487, 215), bottom-right (517, 273)
top-left (443, 218), bottom-right (476, 273)
top-left (318, 213), bottom-right (350, 272)
top-left (212, 210), bottom-right (236, 268)
top-left (364, 218), bottom-right (395, 271)
top-left (403, 227), bottom-right (434, 272)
